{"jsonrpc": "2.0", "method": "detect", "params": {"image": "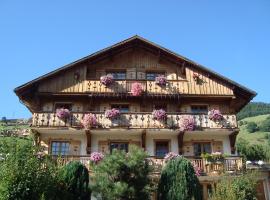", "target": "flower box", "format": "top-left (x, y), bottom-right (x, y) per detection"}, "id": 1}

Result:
top-left (152, 109), bottom-right (167, 121)
top-left (131, 82), bottom-right (143, 96)
top-left (155, 75), bottom-right (167, 86)
top-left (179, 115), bottom-right (195, 131)
top-left (56, 108), bottom-right (70, 120)
top-left (100, 74), bottom-right (114, 86)
top-left (105, 108), bottom-right (120, 120)
top-left (208, 109), bottom-right (223, 122)
top-left (81, 113), bottom-right (97, 129)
